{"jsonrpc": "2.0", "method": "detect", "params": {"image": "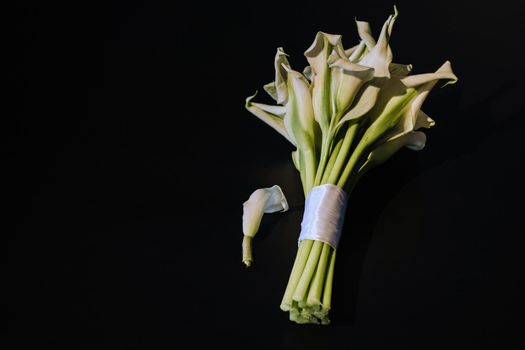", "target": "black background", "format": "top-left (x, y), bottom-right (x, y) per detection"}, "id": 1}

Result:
top-left (8, 0), bottom-right (525, 348)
